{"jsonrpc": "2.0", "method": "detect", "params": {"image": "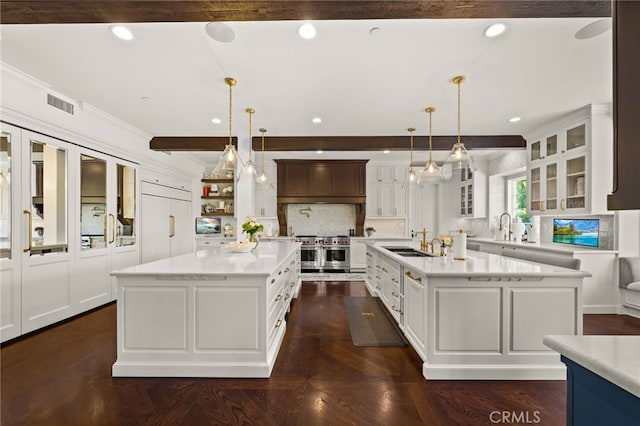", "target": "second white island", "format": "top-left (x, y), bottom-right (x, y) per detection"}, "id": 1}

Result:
top-left (111, 241), bottom-right (301, 378)
top-left (365, 241), bottom-right (590, 380)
